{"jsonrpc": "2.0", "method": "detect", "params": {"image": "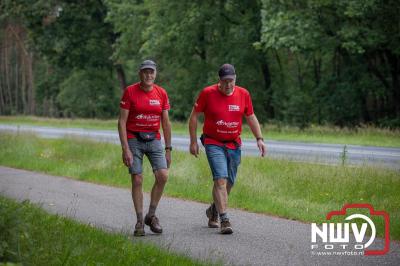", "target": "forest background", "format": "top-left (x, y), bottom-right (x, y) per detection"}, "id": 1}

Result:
top-left (1, 0), bottom-right (399, 129)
